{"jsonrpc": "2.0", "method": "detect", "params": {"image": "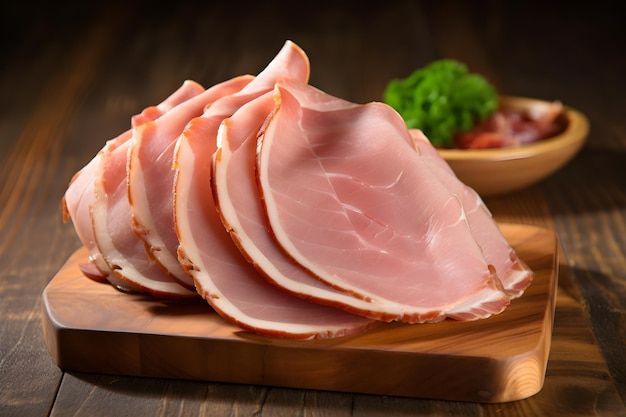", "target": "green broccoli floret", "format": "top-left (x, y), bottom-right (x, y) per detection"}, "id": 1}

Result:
top-left (383, 59), bottom-right (498, 147)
